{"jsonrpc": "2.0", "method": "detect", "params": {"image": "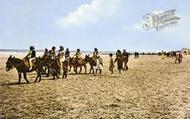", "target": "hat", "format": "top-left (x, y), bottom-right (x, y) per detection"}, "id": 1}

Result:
top-left (60, 46), bottom-right (64, 50)
top-left (52, 46), bottom-right (56, 50)
top-left (30, 46), bottom-right (35, 50)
